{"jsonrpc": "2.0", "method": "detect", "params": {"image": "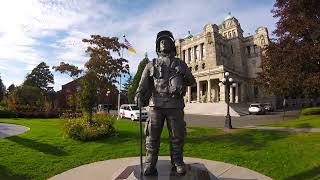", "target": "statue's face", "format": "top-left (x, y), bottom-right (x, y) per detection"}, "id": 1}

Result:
top-left (159, 38), bottom-right (172, 53)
